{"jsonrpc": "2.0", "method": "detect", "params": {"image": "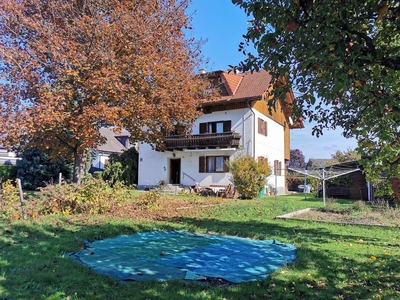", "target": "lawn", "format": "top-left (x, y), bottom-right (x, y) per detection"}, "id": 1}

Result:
top-left (0, 193), bottom-right (399, 300)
